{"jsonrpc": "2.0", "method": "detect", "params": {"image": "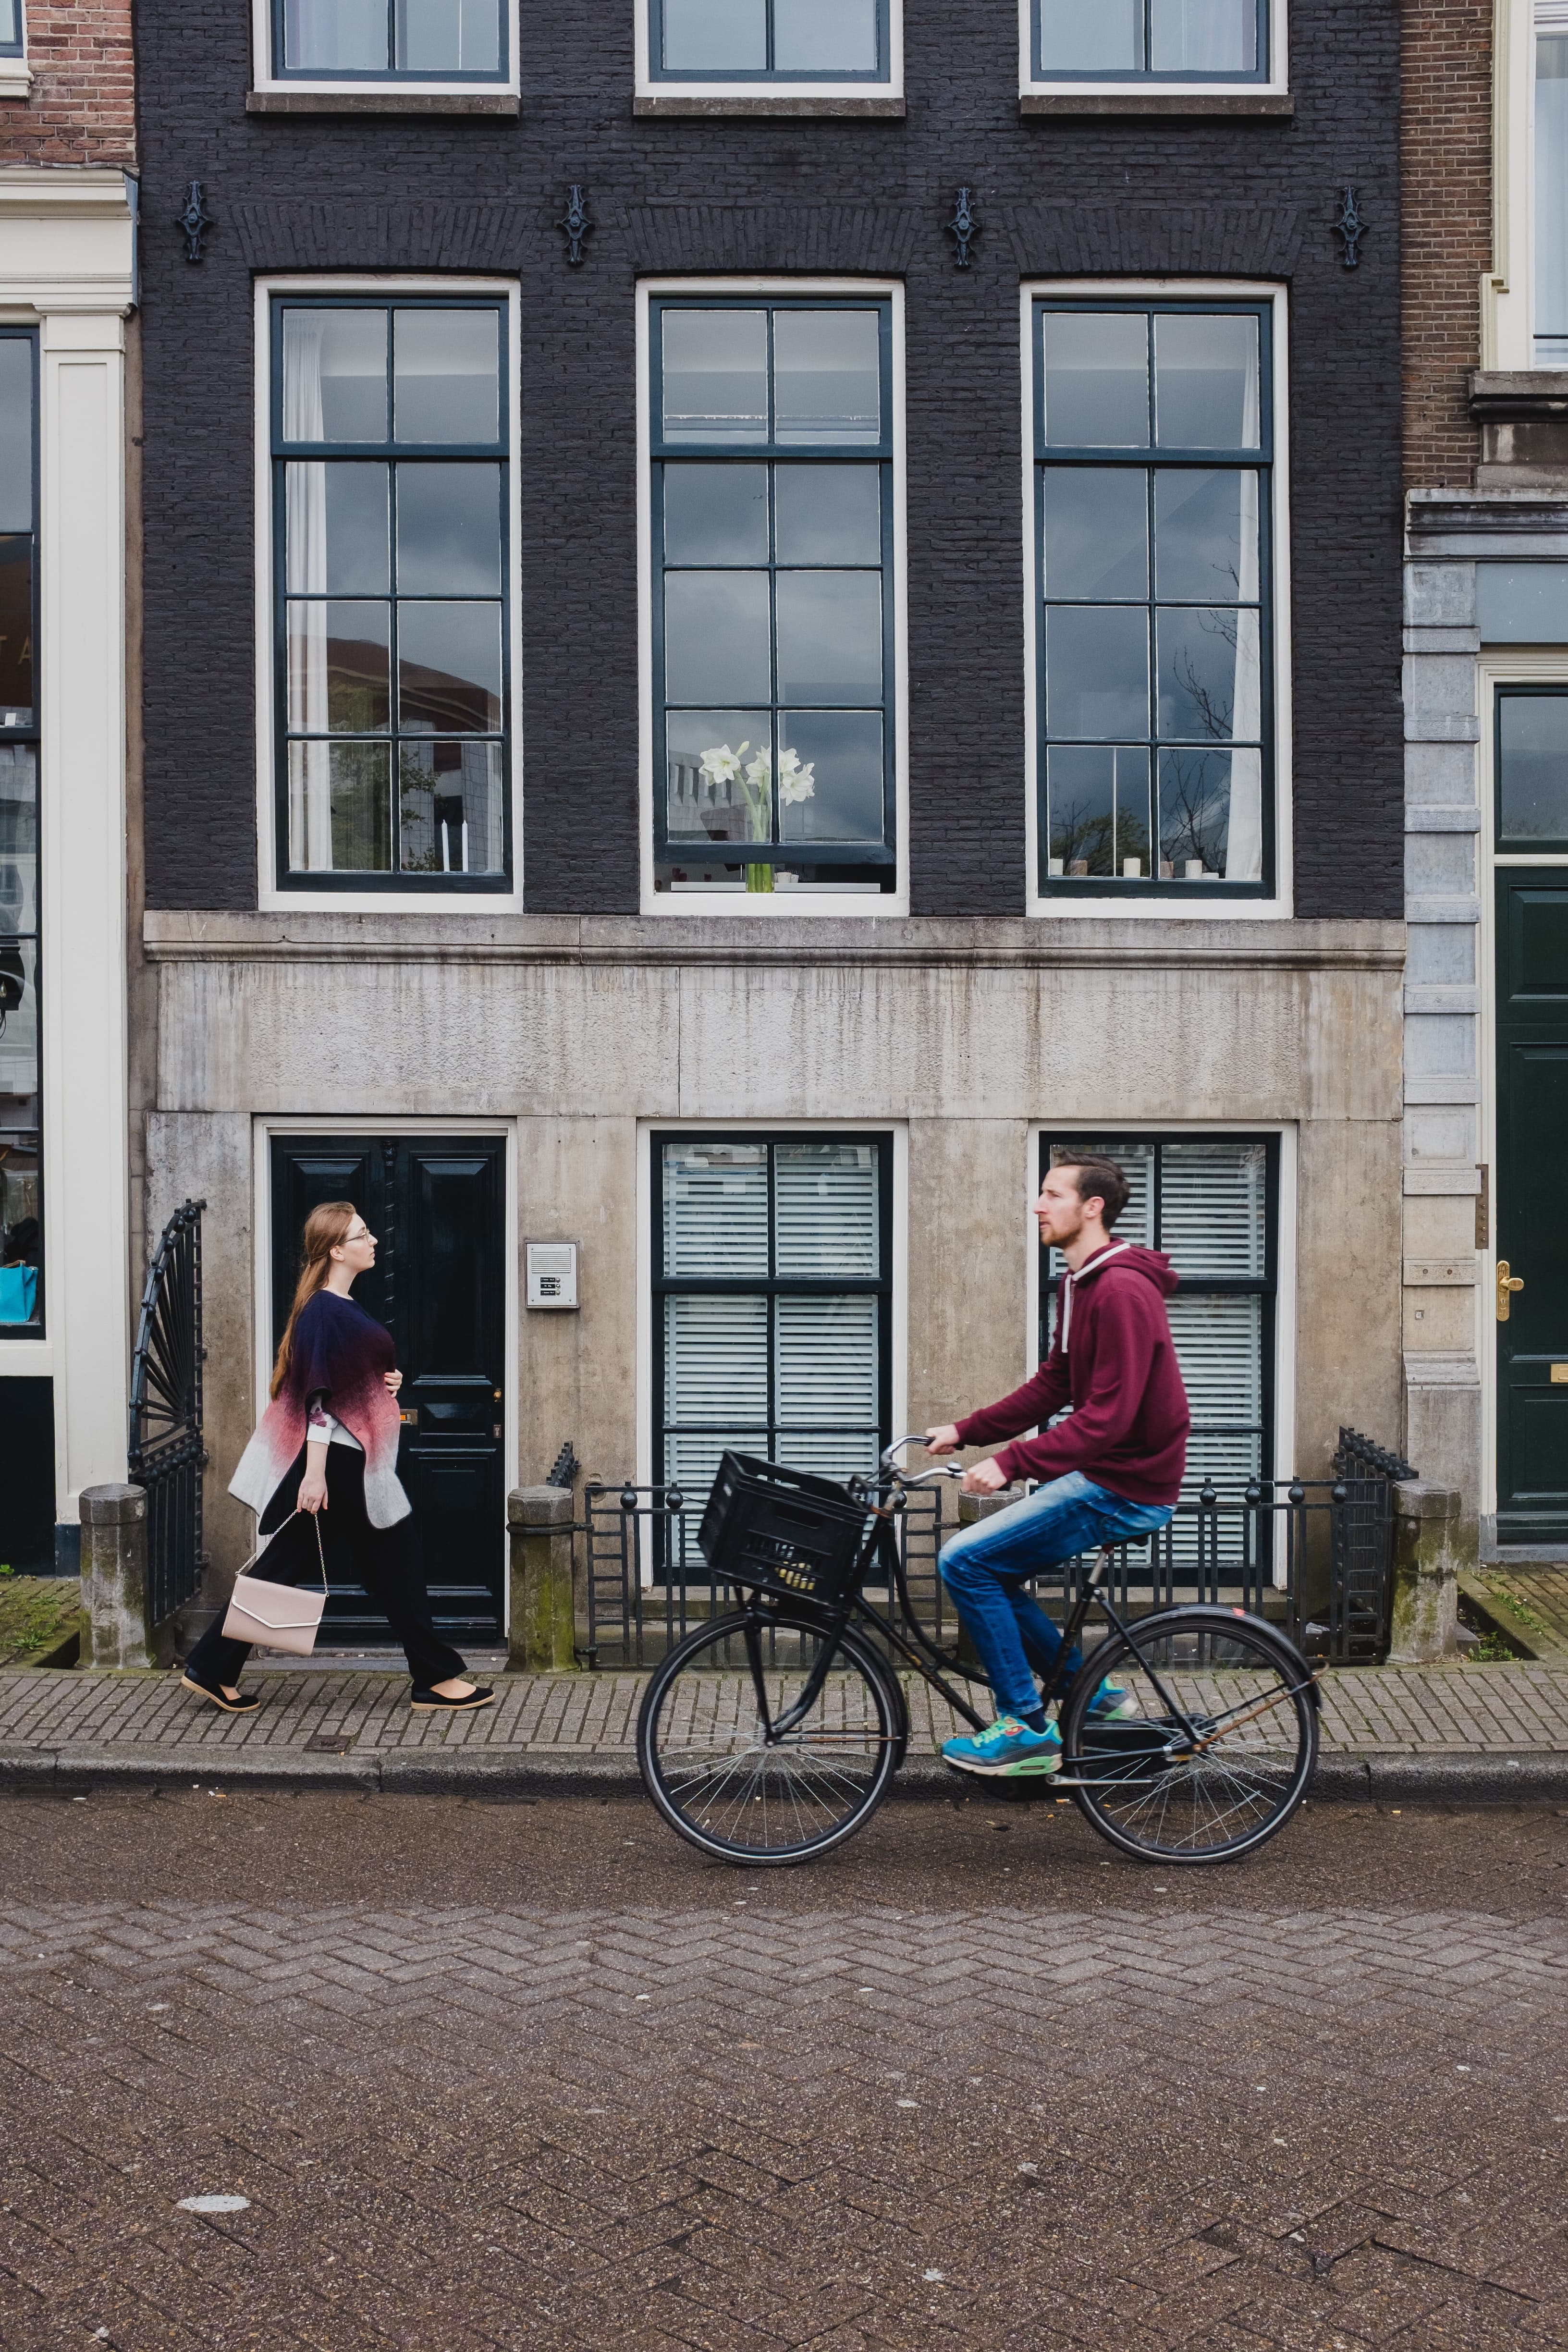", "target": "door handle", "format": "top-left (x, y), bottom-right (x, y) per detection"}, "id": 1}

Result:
top-left (1497, 1260), bottom-right (1524, 1322)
